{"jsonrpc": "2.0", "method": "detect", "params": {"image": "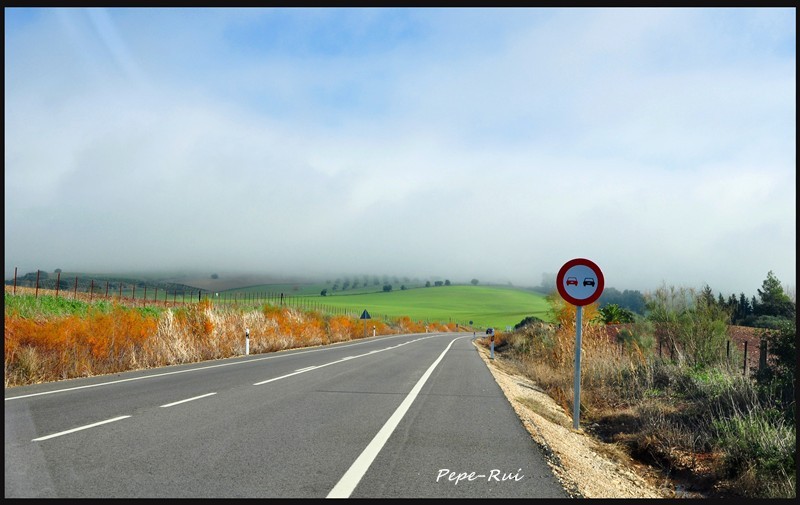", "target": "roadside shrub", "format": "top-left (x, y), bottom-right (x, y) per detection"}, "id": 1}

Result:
top-left (755, 319), bottom-right (796, 423)
top-left (712, 408), bottom-right (796, 498)
top-left (514, 315), bottom-right (546, 330)
top-left (645, 284), bottom-right (730, 367)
